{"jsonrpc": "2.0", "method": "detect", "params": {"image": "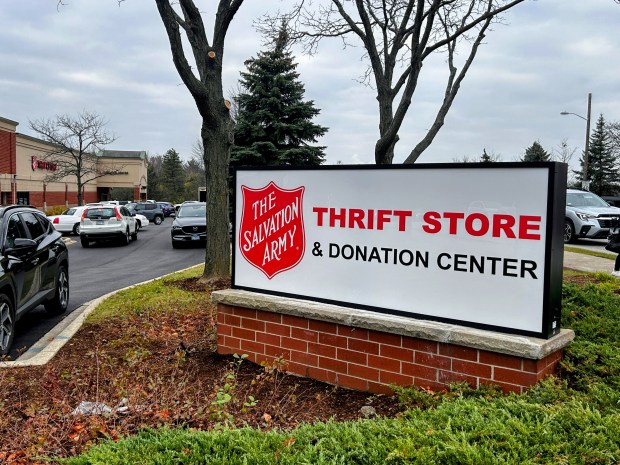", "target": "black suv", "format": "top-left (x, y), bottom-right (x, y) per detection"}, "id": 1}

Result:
top-left (0, 205), bottom-right (69, 355)
top-left (128, 202), bottom-right (165, 225)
